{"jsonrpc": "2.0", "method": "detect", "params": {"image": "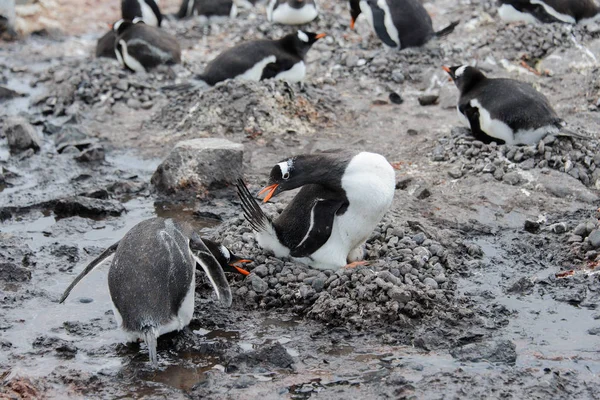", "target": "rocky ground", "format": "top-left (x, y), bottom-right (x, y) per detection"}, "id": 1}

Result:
top-left (2, 0), bottom-right (600, 398)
